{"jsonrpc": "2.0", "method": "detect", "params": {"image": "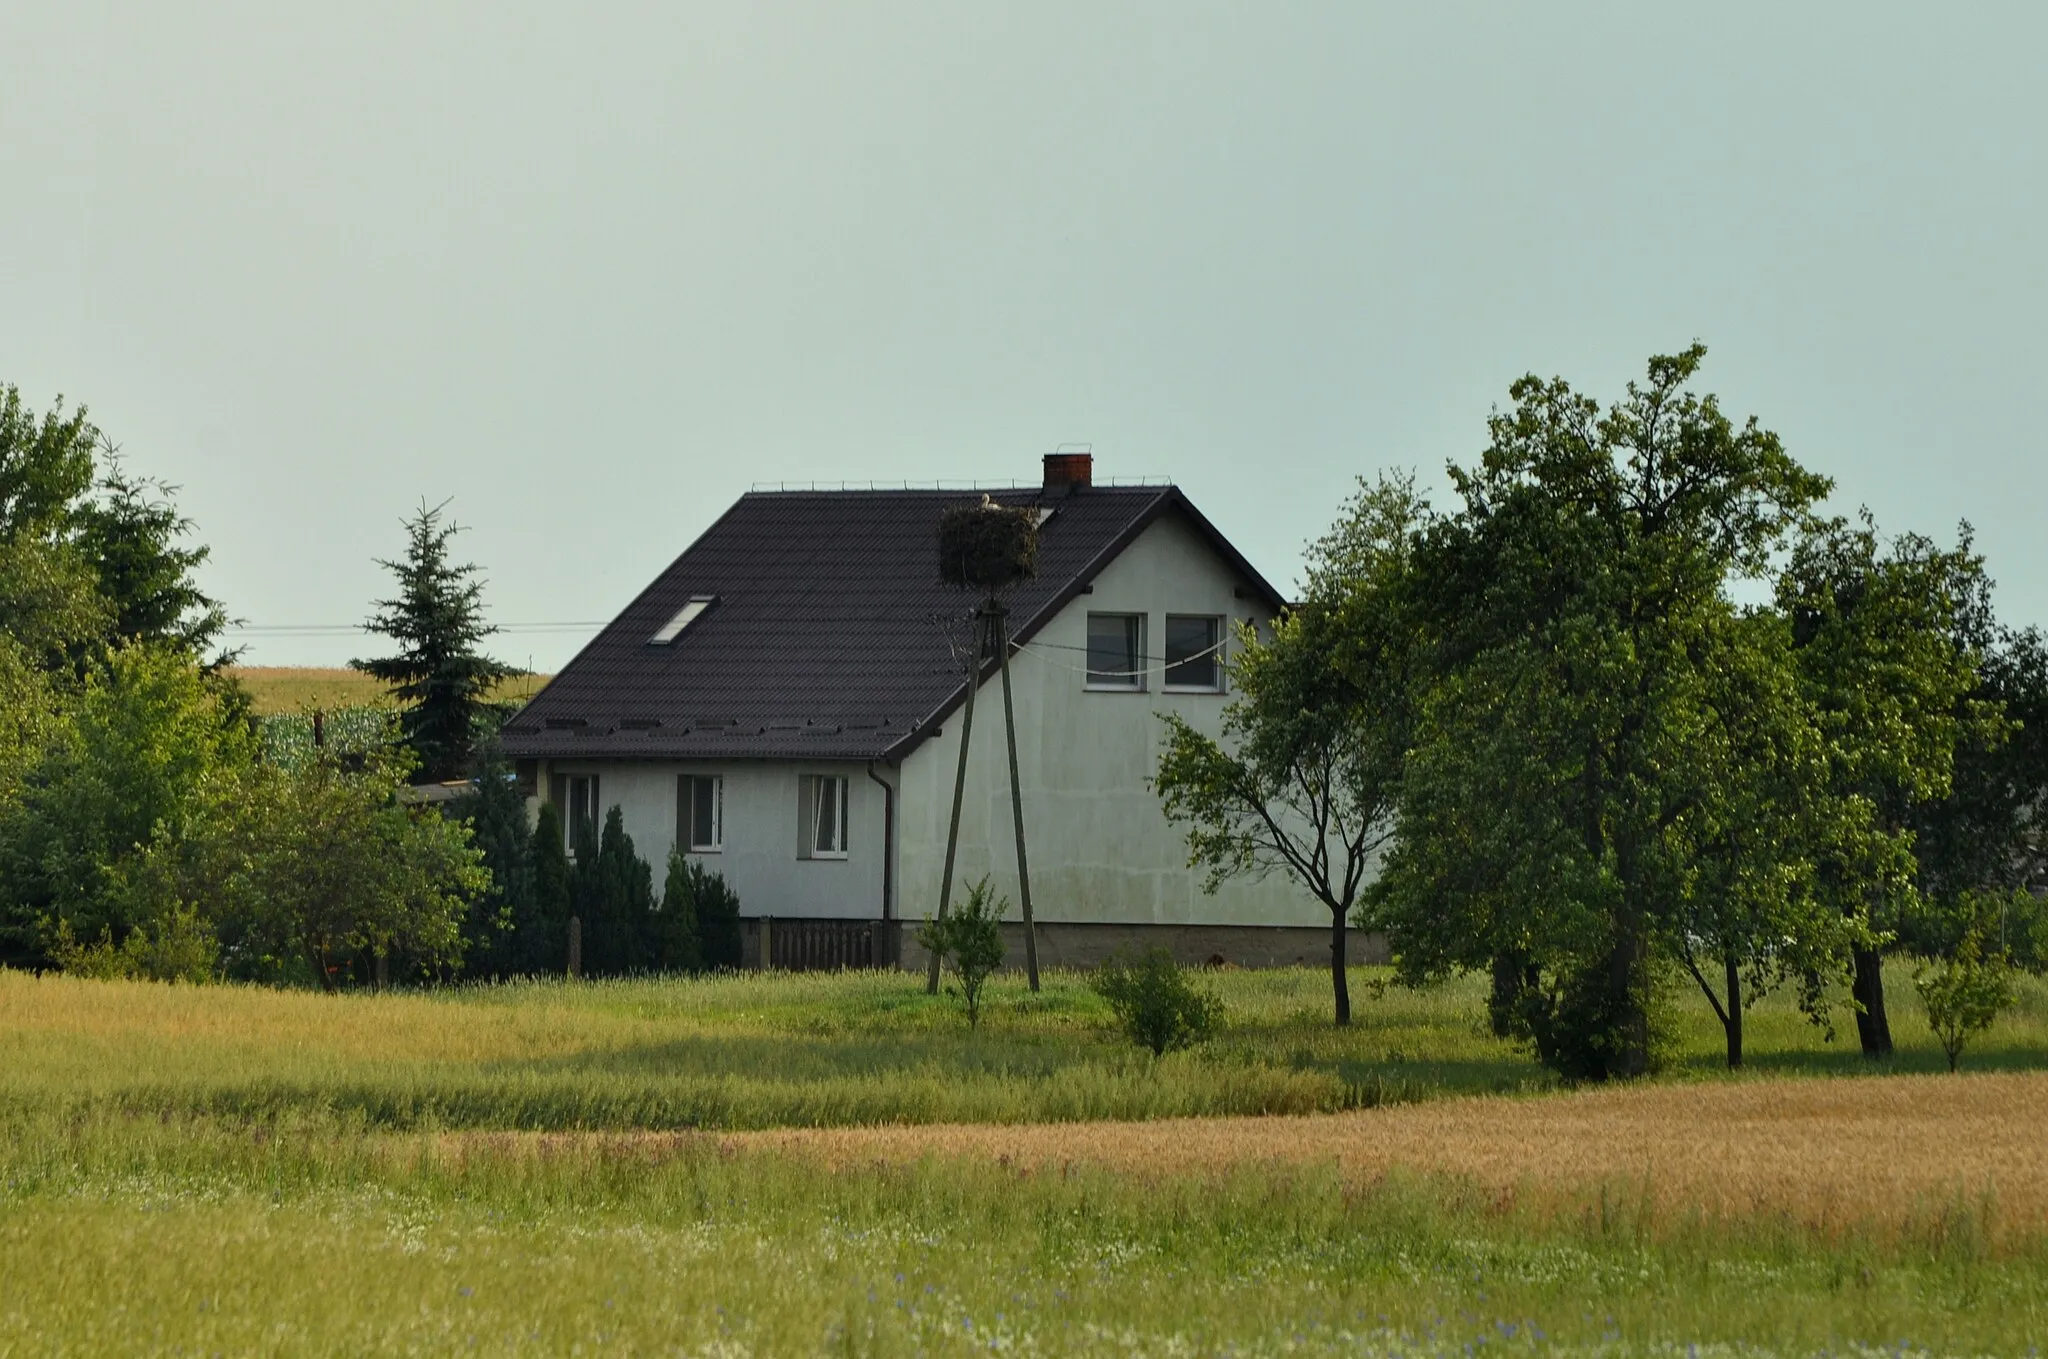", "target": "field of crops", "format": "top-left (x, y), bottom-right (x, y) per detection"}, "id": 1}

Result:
top-left (4, 966), bottom-right (2045, 1354)
top-left (225, 667), bottom-right (551, 716)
